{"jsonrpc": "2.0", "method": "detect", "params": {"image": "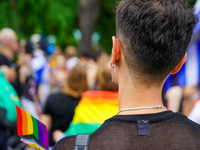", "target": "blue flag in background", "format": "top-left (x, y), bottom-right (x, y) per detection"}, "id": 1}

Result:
top-left (163, 0), bottom-right (200, 92)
